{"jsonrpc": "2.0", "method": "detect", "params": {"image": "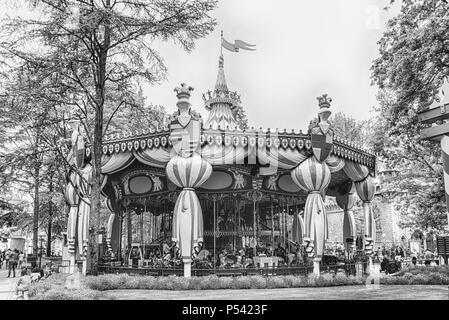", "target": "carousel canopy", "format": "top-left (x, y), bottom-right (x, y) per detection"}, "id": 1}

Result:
top-left (76, 54), bottom-right (376, 205)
